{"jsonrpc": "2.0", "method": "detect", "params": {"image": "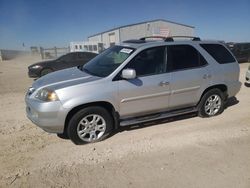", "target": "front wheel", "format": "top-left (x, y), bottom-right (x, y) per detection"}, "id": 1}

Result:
top-left (198, 89), bottom-right (225, 118)
top-left (67, 106), bottom-right (113, 144)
